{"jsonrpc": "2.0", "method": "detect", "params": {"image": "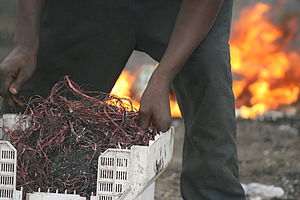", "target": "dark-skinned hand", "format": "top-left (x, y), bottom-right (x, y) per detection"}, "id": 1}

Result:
top-left (0, 46), bottom-right (37, 105)
top-left (138, 69), bottom-right (172, 132)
